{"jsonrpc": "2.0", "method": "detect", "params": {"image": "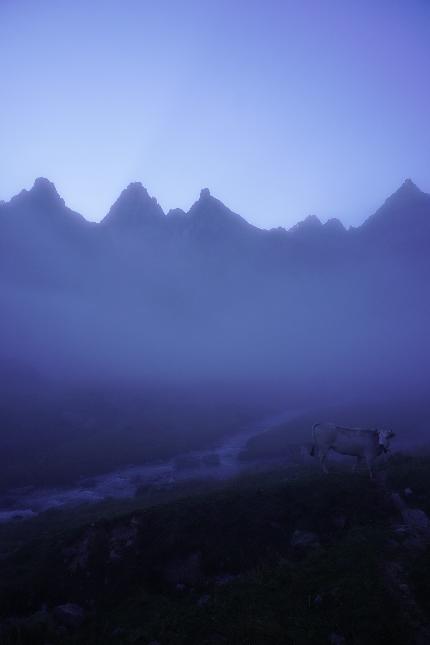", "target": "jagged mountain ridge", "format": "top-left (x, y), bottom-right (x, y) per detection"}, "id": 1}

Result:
top-left (0, 177), bottom-right (429, 391)
top-left (1, 177), bottom-right (428, 243)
